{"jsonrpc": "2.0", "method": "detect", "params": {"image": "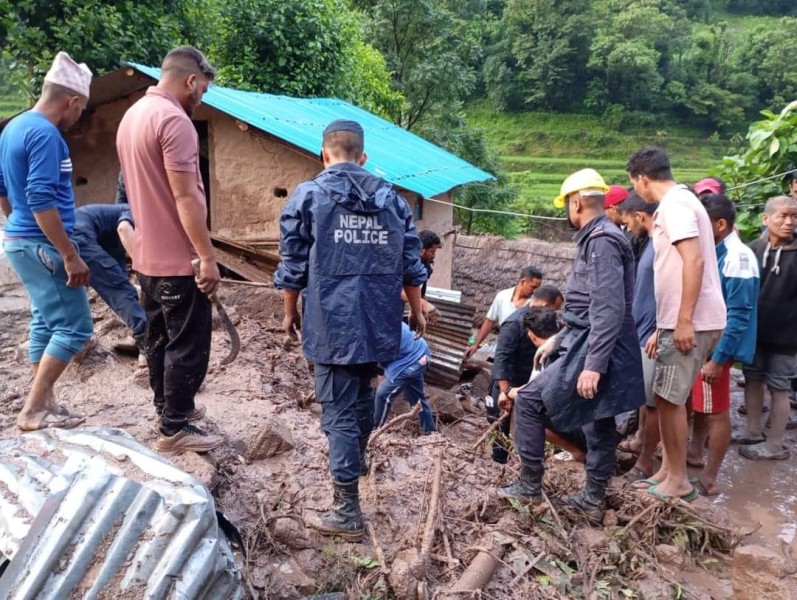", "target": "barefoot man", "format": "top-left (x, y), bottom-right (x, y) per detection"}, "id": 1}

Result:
top-left (0, 52), bottom-right (93, 431)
